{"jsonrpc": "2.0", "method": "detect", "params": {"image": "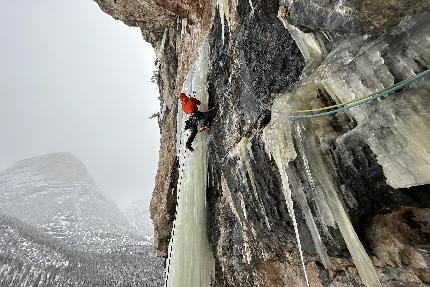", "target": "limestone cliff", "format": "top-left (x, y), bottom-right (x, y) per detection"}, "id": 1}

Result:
top-left (95, 0), bottom-right (430, 286)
